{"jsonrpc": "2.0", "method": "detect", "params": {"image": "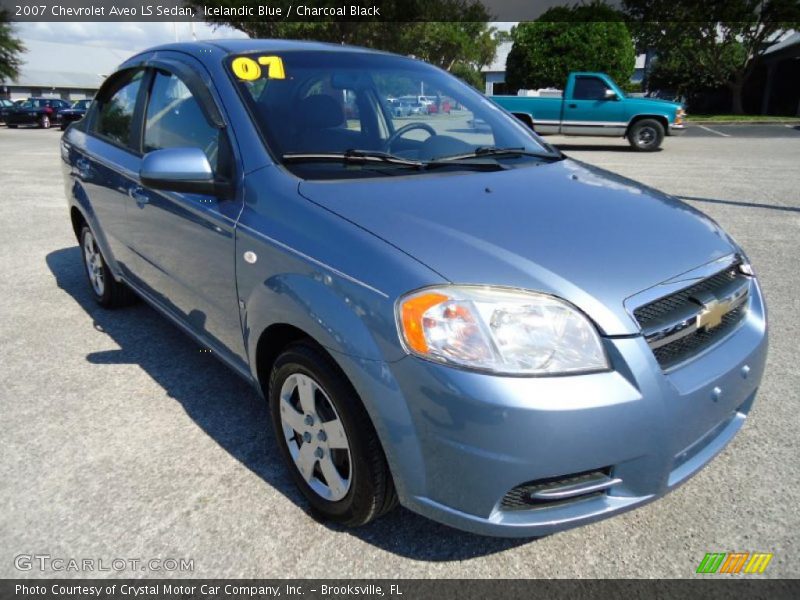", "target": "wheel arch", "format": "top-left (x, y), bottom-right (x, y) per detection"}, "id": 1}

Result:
top-left (70, 205), bottom-right (87, 242)
top-left (626, 114), bottom-right (669, 135)
top-left (511, 111), bottom-right (535, 131)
